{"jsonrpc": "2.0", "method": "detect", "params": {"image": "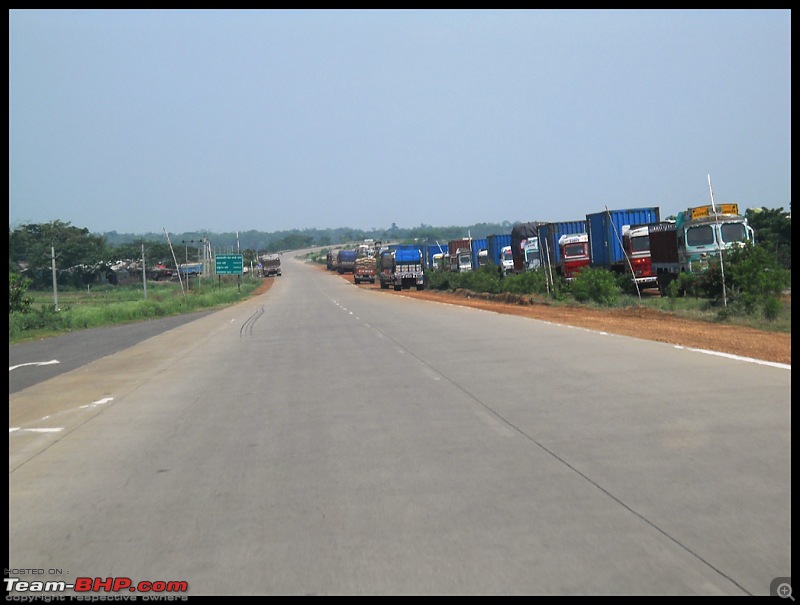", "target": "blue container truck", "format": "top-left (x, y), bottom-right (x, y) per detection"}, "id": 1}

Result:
top-left (425, 243), bottom-right (448, 269)
top-left (486, 234), bottom-right (512, 270)
top-left (336, 249), bottom-right (358, 274)
top-left (471, 238), bottom-right (488, 270)
top-left (585, 207), bottom-right (661, 276)
top-left (379, 246), bottom-right (425, 291)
